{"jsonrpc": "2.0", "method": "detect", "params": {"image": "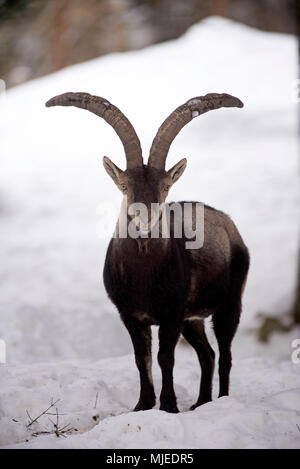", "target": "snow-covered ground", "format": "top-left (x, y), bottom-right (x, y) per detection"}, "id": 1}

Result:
top-left (0, 17), bottom-right (299, 448)
top-left (2, 352), bottom-right (300, 449)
